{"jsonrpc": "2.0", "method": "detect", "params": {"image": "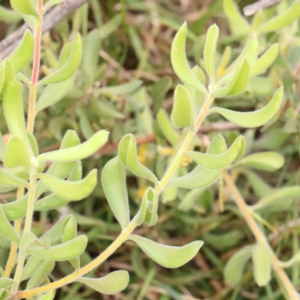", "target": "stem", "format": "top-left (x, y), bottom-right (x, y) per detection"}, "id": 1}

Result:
top-left (17, 218), bottom-right (137, 298)
top-left (222, 170), bottom-right (299, 300)
top-left (3, 188), bottom-right (24, 278)
top-left (27, 0), bottom-right (43, 134)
